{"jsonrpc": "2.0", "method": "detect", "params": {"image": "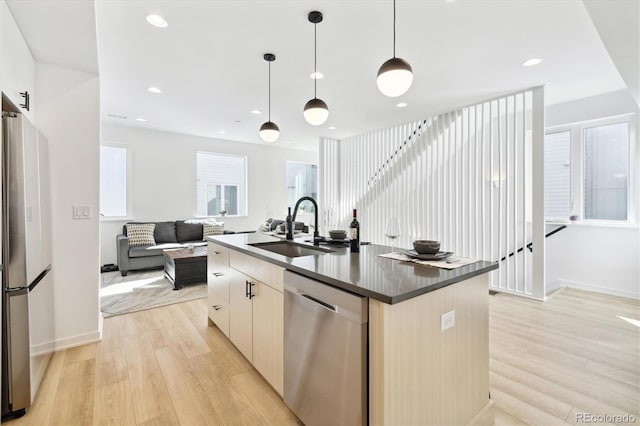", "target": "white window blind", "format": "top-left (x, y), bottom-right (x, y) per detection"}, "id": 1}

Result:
top-left (583, 122), bottom-right (629, 221)
top-left (196, 152), bottom-right (246, 216)
top-left (544, 131), bottom-right (571, 220)
top-left (100, 145), bottom-right (128, 217)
